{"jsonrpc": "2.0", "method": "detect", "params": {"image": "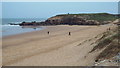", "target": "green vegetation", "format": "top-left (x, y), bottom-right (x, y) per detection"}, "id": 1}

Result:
top-left (56, 13), bottom-right (118, 22)
top-left (86, 13), bottom-right (117, 22)
top-left (90, 26), bottom-right (120, 60)
top-left (96, 39), bottom-right (119, 60)
top-left (90, 33), bottom-right (118, 53)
